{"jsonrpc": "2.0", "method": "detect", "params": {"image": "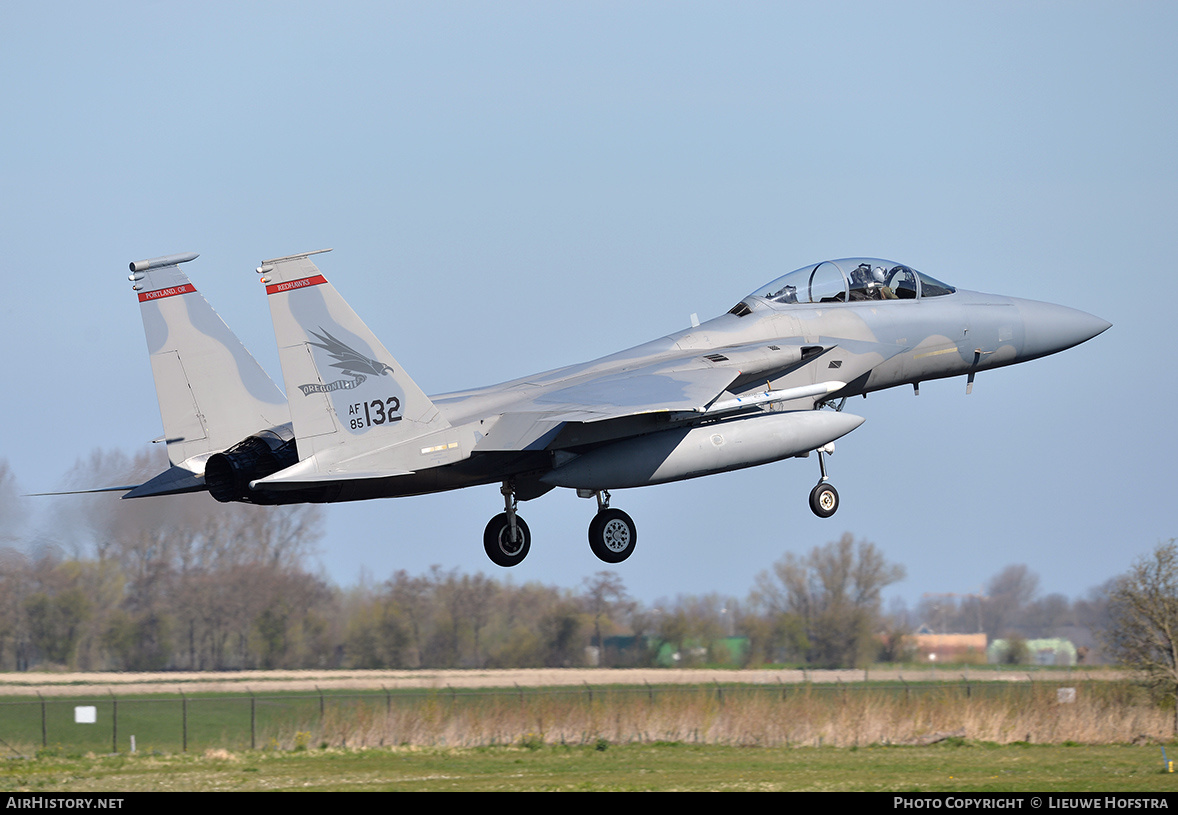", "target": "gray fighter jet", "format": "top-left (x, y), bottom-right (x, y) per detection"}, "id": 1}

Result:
top-left (122, 250), bottom-right (1109, 567)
